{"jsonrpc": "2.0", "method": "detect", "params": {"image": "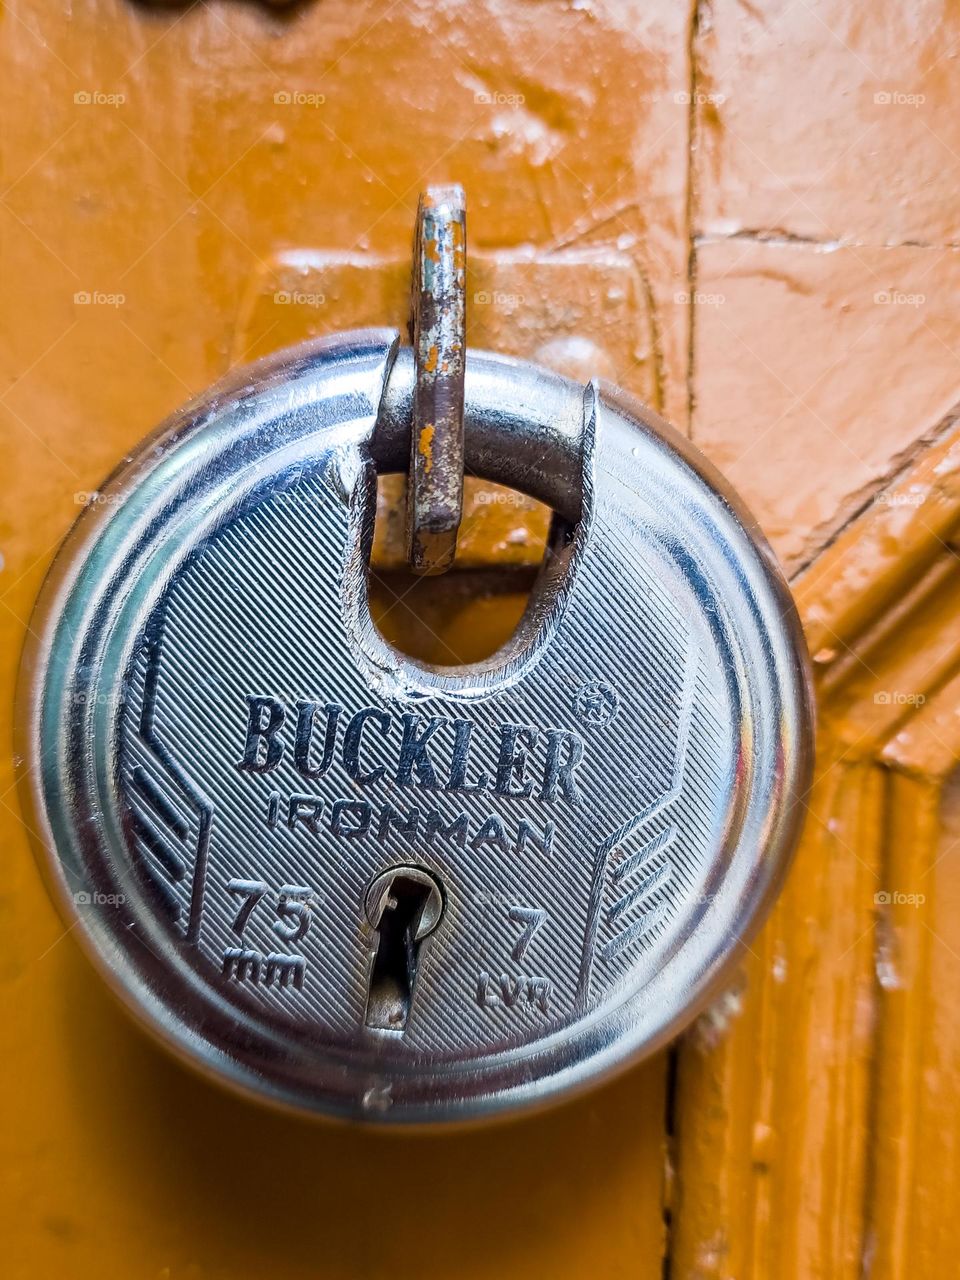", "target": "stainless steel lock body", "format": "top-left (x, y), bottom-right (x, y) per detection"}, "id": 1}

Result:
top-left (17, 330), bottom-right (813, 1123)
